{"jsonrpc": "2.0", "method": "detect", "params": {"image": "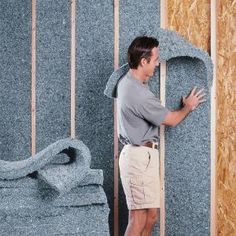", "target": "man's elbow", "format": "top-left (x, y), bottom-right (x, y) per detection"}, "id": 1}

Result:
top-left (161, 112), bottom-right (177, 127)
